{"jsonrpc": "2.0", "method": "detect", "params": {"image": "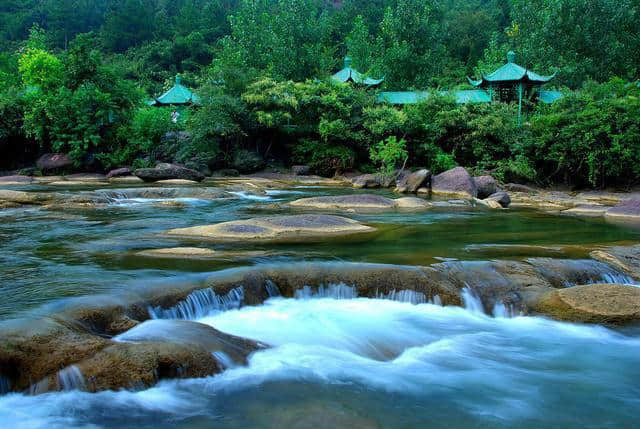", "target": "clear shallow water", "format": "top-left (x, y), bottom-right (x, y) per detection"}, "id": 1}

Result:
top-left (2, 297), bottom-right (639, 428)
top-left (2, 184), bottom-right (640, 428)
top-left (1, 184), bottom-right (638, 319)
